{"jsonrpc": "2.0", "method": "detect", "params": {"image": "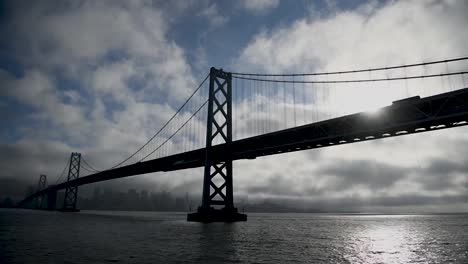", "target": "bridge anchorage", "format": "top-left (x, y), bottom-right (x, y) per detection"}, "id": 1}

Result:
top-left (58, 152), bottom-right (81, 212)
top-left (188, 68), bottom-right (247, 222)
